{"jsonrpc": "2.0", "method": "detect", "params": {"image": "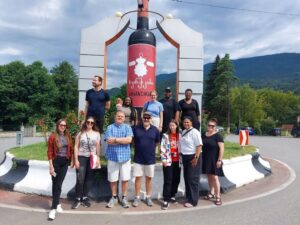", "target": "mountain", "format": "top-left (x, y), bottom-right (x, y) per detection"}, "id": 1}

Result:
top-left (108, 53), bottom-right (300, 96)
